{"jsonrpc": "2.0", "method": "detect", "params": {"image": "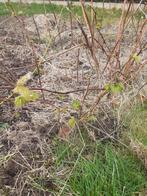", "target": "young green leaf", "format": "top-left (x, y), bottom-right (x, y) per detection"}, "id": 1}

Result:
top-left (96, 21), bottom-right (102, 29)
top-left (105, 83), bottom-right (124, 94)
top-left (110, 83), bottom-right (124, 93)
top-left (71, 99), bottom-right (81, 110)
top-left (133, 53), bottom-right (141, 64)
top-left (13, 86), bottom-right (39, 102)
top-left (104, 84), bottom-right (111, 92)
top-left (13, 71), bottom-right (40, 108)
top-left (87, 115), bottom-right (97, 122)
top-left (15, 96), bottom-right (26, 108)
top-left (13, 85), bottom-right (31, 97)
top-left (13, 75), bottom-right (40, 108)
top-left (68, 117), bottom-right (76, 129)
